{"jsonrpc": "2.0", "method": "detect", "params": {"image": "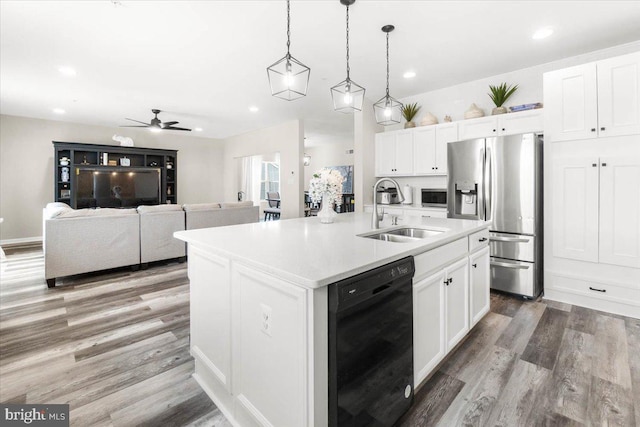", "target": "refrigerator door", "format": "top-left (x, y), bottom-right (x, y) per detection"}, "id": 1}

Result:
top-left (486, 134), bottom-right (538, 234)
top-left (447, 138), bottom-right (485, 220)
